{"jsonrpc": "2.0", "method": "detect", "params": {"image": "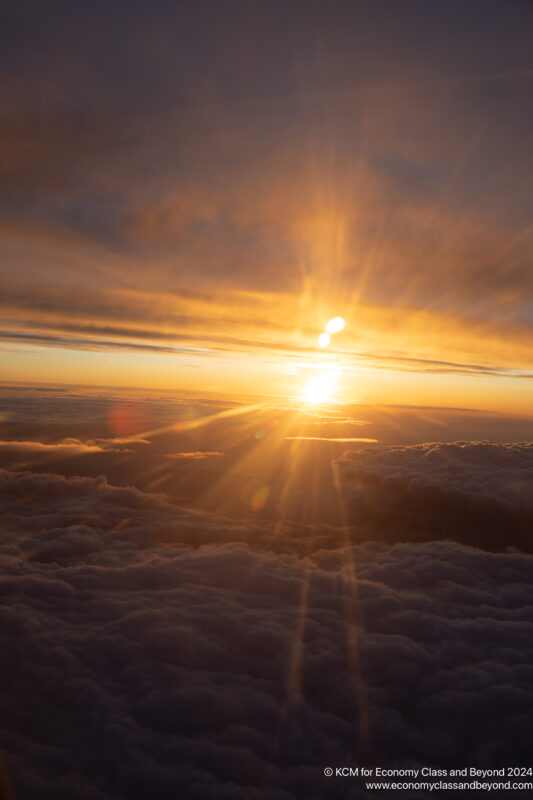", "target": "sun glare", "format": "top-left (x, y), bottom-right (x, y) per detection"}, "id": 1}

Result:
top-left (318, 332), bottom-right (330, 347)
top-left (325, 316), bottom-right (345, 334)
top-left (303, 369), bottom-right (340, 404)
